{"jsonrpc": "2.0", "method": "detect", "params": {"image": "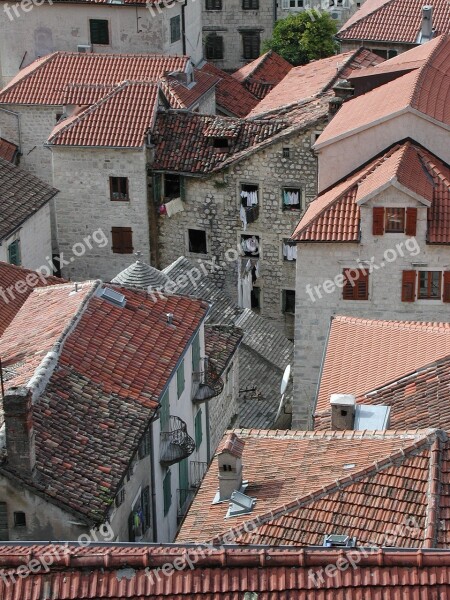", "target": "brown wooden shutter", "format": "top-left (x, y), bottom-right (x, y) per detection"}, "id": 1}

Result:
top-left (111, 227), bottom-right (133, 254)
top-left (401, 270), bottom-right (416, 302)
top-left (356, 270), bottom-right (369, 300)
top-left (405, 207), bottom-right (418, 236)
top-left (443, 272), bottom-right (450, 302)
top-left (372, 207), bottom-right (385, 235)
top-left (342, 269), bottom-right (355, 300)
